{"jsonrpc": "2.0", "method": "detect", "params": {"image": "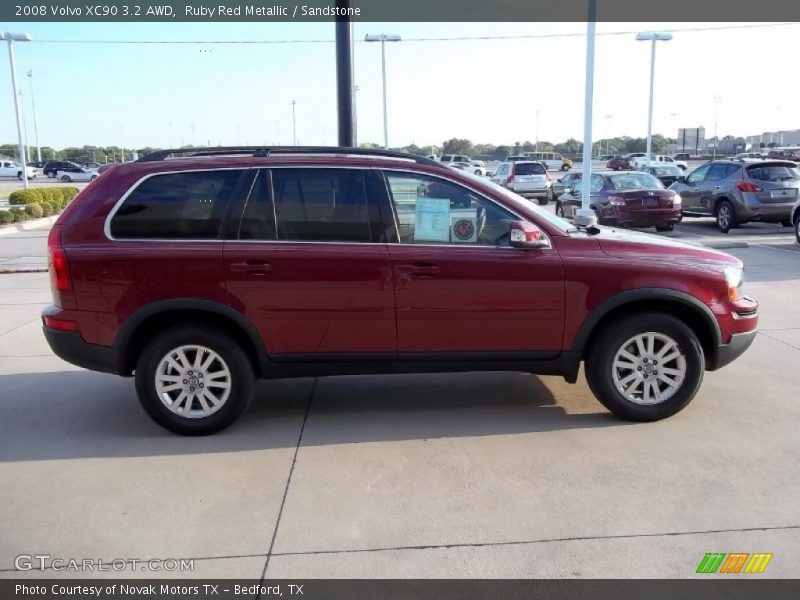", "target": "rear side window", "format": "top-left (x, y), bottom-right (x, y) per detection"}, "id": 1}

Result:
top-left (514, 163), bottom-right (546, 176)
top-left (746, 164), bottom-right (800, 182)
top-left (271, 168), bottom-right (382, 243)
top-left (706, 164), bottom-right (738, 181)
top-left (110, 169), bottom-right (243, 239)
